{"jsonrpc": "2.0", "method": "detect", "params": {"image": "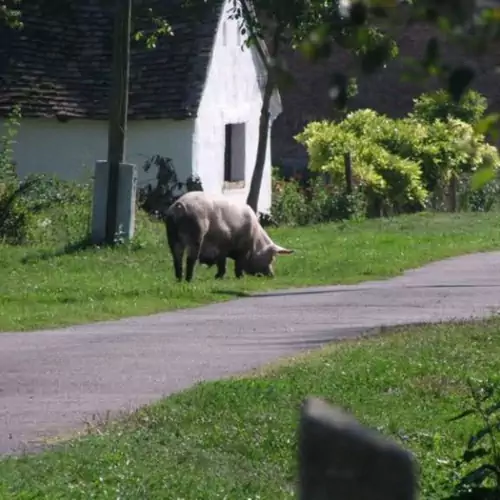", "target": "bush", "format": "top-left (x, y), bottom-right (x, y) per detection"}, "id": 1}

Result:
top-left (0, 173), bottom-right (93, 246)
top-left (0, 107), bottom-right (93, 245)
top-left (457, 173), bottom-right (500, 213)
top-left (411, 89), bottom-right (488, 125)
top-left (306, 177), bottom-right (367, 222)
top-left (271, 173), bottom-right (366, 226)
top-left (137, 154), bottom-right (203, 219)
top-left (295, 116), bottom-right (428, 215)
top-left (449, 378), bottom-right (500, 498)
top-left (296, 107), bottom-right (500, 213)
top-left (341, 110), bottom-right (499, 190)
top-left (20, 177), bottom-right (93, 246)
